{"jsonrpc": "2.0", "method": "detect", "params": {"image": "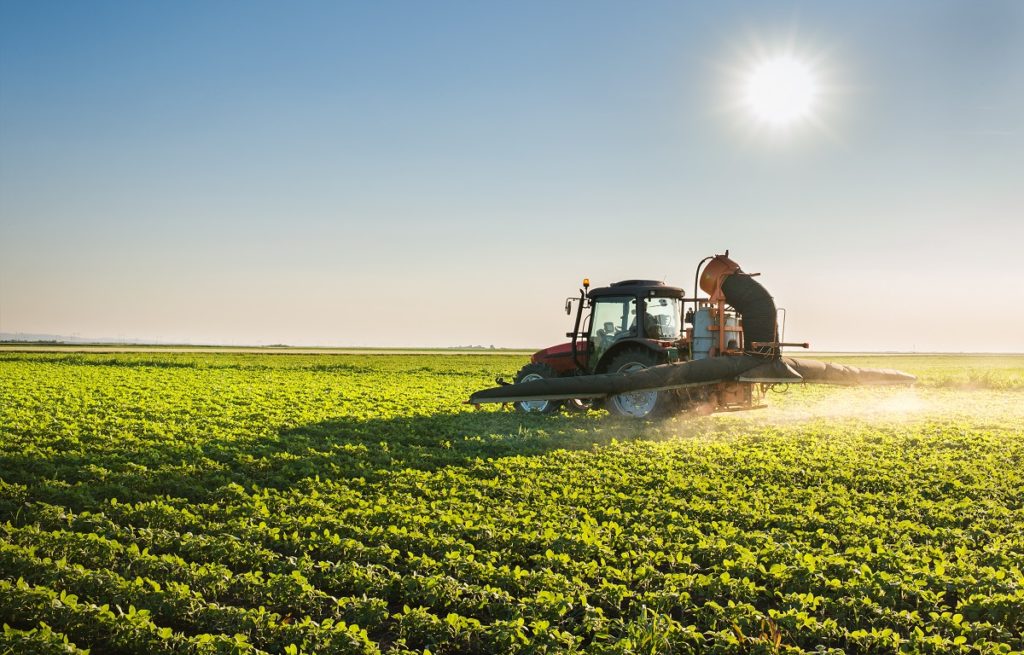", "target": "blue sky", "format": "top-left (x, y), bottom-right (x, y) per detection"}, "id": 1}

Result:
top-left (1, 1), bottom-right (1021, 350)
